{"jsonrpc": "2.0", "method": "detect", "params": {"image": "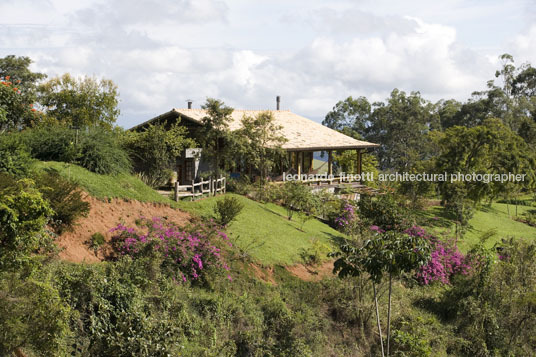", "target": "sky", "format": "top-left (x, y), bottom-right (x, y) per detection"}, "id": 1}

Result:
top-left (1, 0), bottom-right (536, 128)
